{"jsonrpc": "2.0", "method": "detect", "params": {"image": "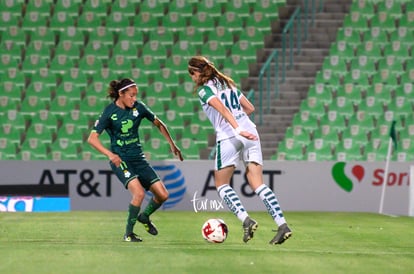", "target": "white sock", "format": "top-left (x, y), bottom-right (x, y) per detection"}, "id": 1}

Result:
top-left (217, 184), bottom-right (248, 222)
top-left (255, 184), bottom-right (286, 226)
